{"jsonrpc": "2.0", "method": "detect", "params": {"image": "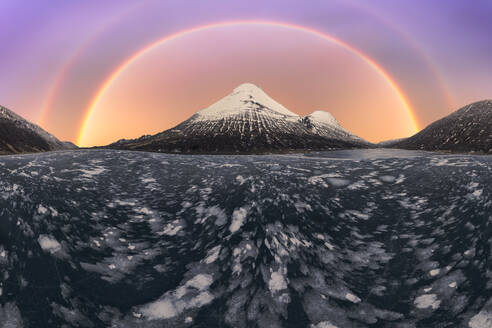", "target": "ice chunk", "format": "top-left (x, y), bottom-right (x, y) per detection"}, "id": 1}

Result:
top-left (414, 294), bottom-right (440, 309)
top-left (229, 207), bottom-right (248, 233)
top-left (38, 235), bottom-right (61, 254)
top-left (269, 271), bottom-right (287, 292)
